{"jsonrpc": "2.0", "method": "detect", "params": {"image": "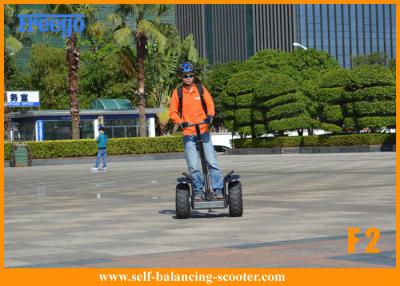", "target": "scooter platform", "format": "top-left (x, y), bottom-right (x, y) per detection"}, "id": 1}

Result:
top-left (193, 199), bottom-right (227, 209)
